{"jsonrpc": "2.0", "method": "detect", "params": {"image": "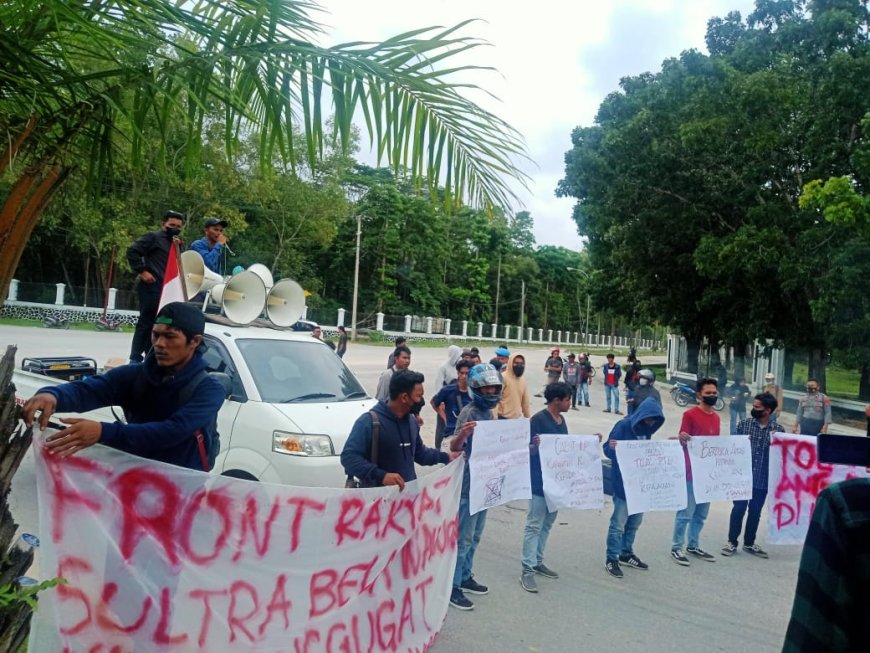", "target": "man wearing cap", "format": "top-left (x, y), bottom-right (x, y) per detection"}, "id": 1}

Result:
top-left (22, 302), bottom-right (225, 471)
top-left (490, 346), bottom-right (510, 371)
top-left (562, 354), bottom-right (582, 410)
top-left (190, 217), bottom-right (229, 274)
top-left (126, 210), bottom-right (186, 363)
